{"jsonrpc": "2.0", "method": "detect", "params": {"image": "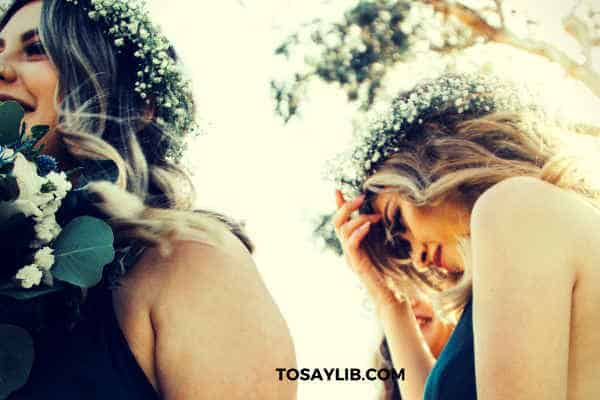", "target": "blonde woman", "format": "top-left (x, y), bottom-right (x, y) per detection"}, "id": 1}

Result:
top-left (332, 73), bottom-right (600, 399)
top-left (0, 0), bottom-right (296, 398)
